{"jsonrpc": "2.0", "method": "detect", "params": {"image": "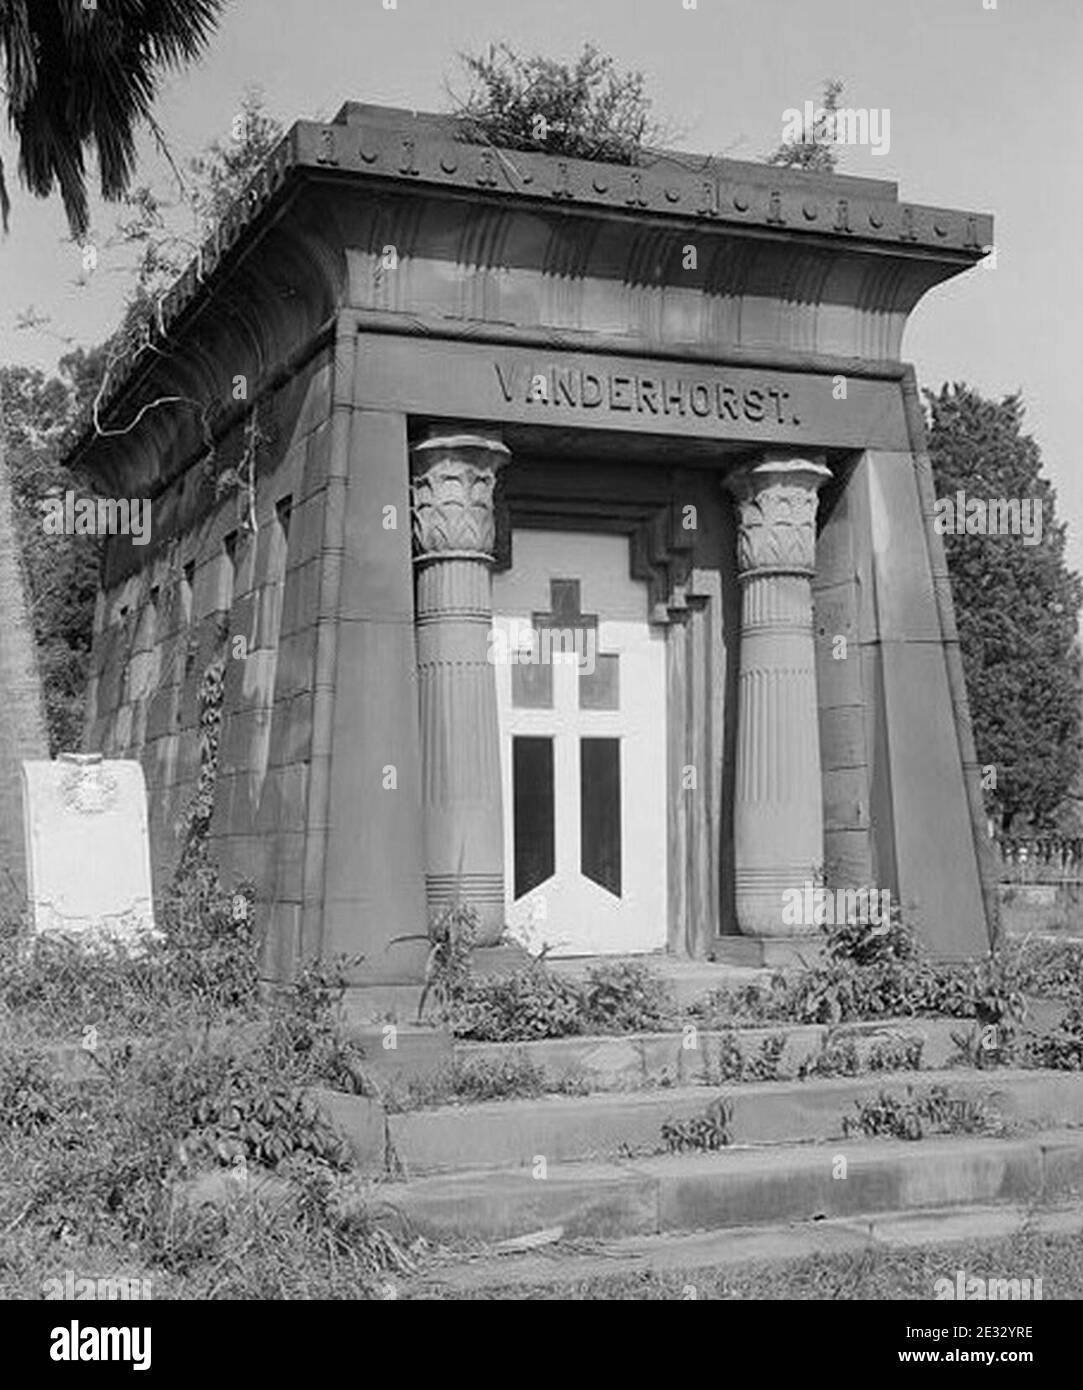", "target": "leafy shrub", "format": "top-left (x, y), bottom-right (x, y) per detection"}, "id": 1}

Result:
top-left (691, 913), bottom-right (1032, 1032)
top-left (867, 1035), bottom-right (925, 1072)
top-left (1024, 1006), bottom-right (1083, 1070)
top-left (178, 1050), bottom-right (351, 1171)
top-left (155, 862), bottom-right (260, 1015)
top-left (842, 1084), bottom-right (1002, 1141)
top-left (697, 1030), bottom-right (791, 1084)
top-left (264, 956), bottom-right (370, 1097)
top-left (448, 967), bottom-right (585, 1041)
top-left (582, 961), bottom-right (674, 1033)
top-left (661, 1097), bottom-right (731, 1153)
top-left (457, 43), bottom-right (660, 165)
top-left (0, 1048), bottom-right (62, 1137)
top-left (741, 1032), bottom-right (789, 1081)
top-left (822, 896), bottom-right (919, 969)
top-left (0, 862), bottom-right (259, 1041)
top-left (1008, 937), bottom-right (1083, 1001)
top-left (400, 902), bottom-right (480, 1023)
top-left (798, 1032), bottom-right (861, 1080)
top-left (701, 1030), bottom-right (746, 1085)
